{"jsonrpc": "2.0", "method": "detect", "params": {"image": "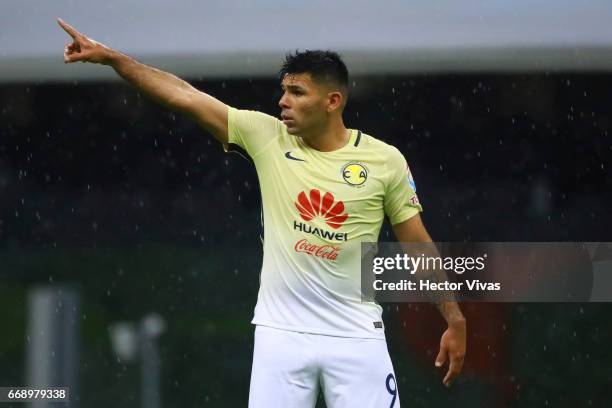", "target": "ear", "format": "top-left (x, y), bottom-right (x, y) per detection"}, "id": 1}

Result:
top-left (326, 91), bottom-right (344, 113)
